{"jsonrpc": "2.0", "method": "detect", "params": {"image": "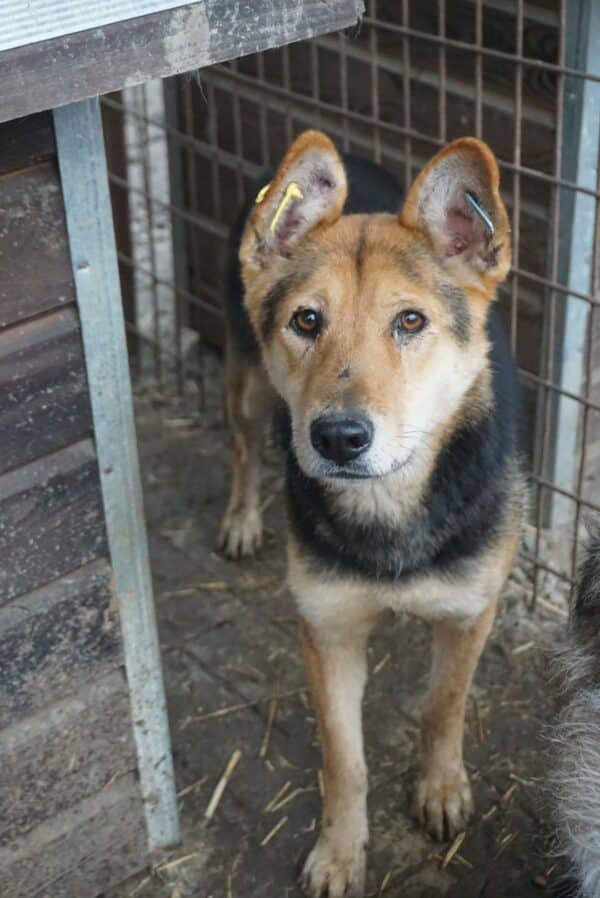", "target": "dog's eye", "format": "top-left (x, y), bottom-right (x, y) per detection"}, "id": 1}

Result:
top-left (290, 308), bottom-right (321, 339)
top-left (394, 310), bottom-right (427, 336)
